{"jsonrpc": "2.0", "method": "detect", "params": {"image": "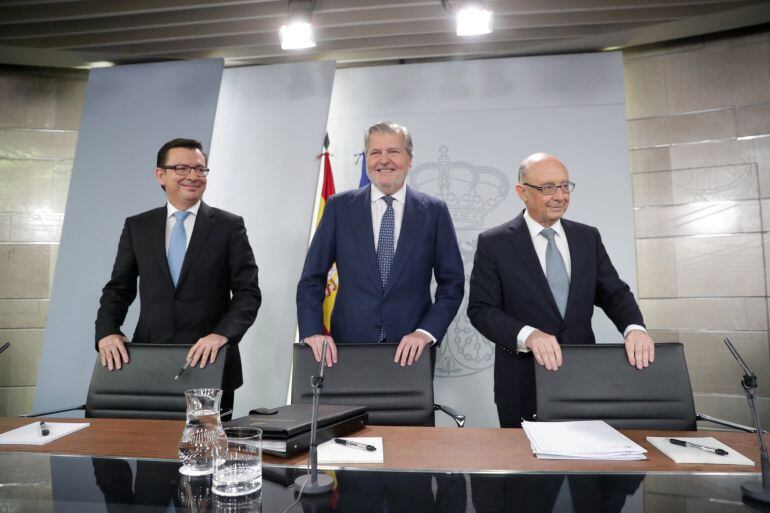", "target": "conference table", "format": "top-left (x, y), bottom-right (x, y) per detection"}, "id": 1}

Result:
top-left (0, 417), bottom-right (766, 512)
